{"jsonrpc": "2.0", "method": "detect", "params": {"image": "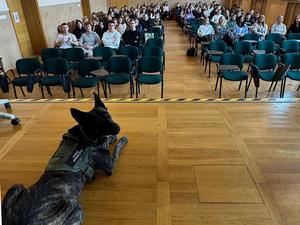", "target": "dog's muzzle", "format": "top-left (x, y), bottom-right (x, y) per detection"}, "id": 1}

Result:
top-left (111, 123), bottom-right (120, 135)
